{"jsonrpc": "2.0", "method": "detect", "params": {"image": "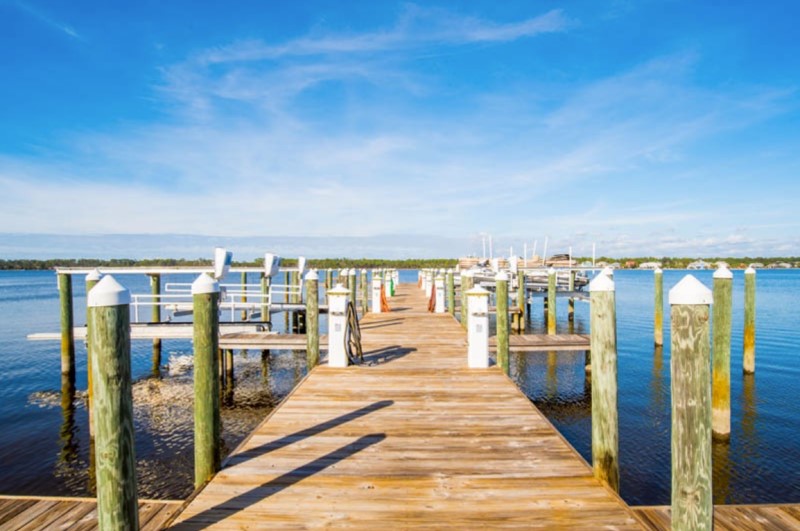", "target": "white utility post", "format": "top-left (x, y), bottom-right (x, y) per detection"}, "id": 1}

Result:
top-left (371, 272), bottom-right (383, 314)
top-left (466, 285), bottom-right (490, 368)
top-left (435, 273), bottom-right (445, 313)
top-left (327, 284), bottom-right (350, 367)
